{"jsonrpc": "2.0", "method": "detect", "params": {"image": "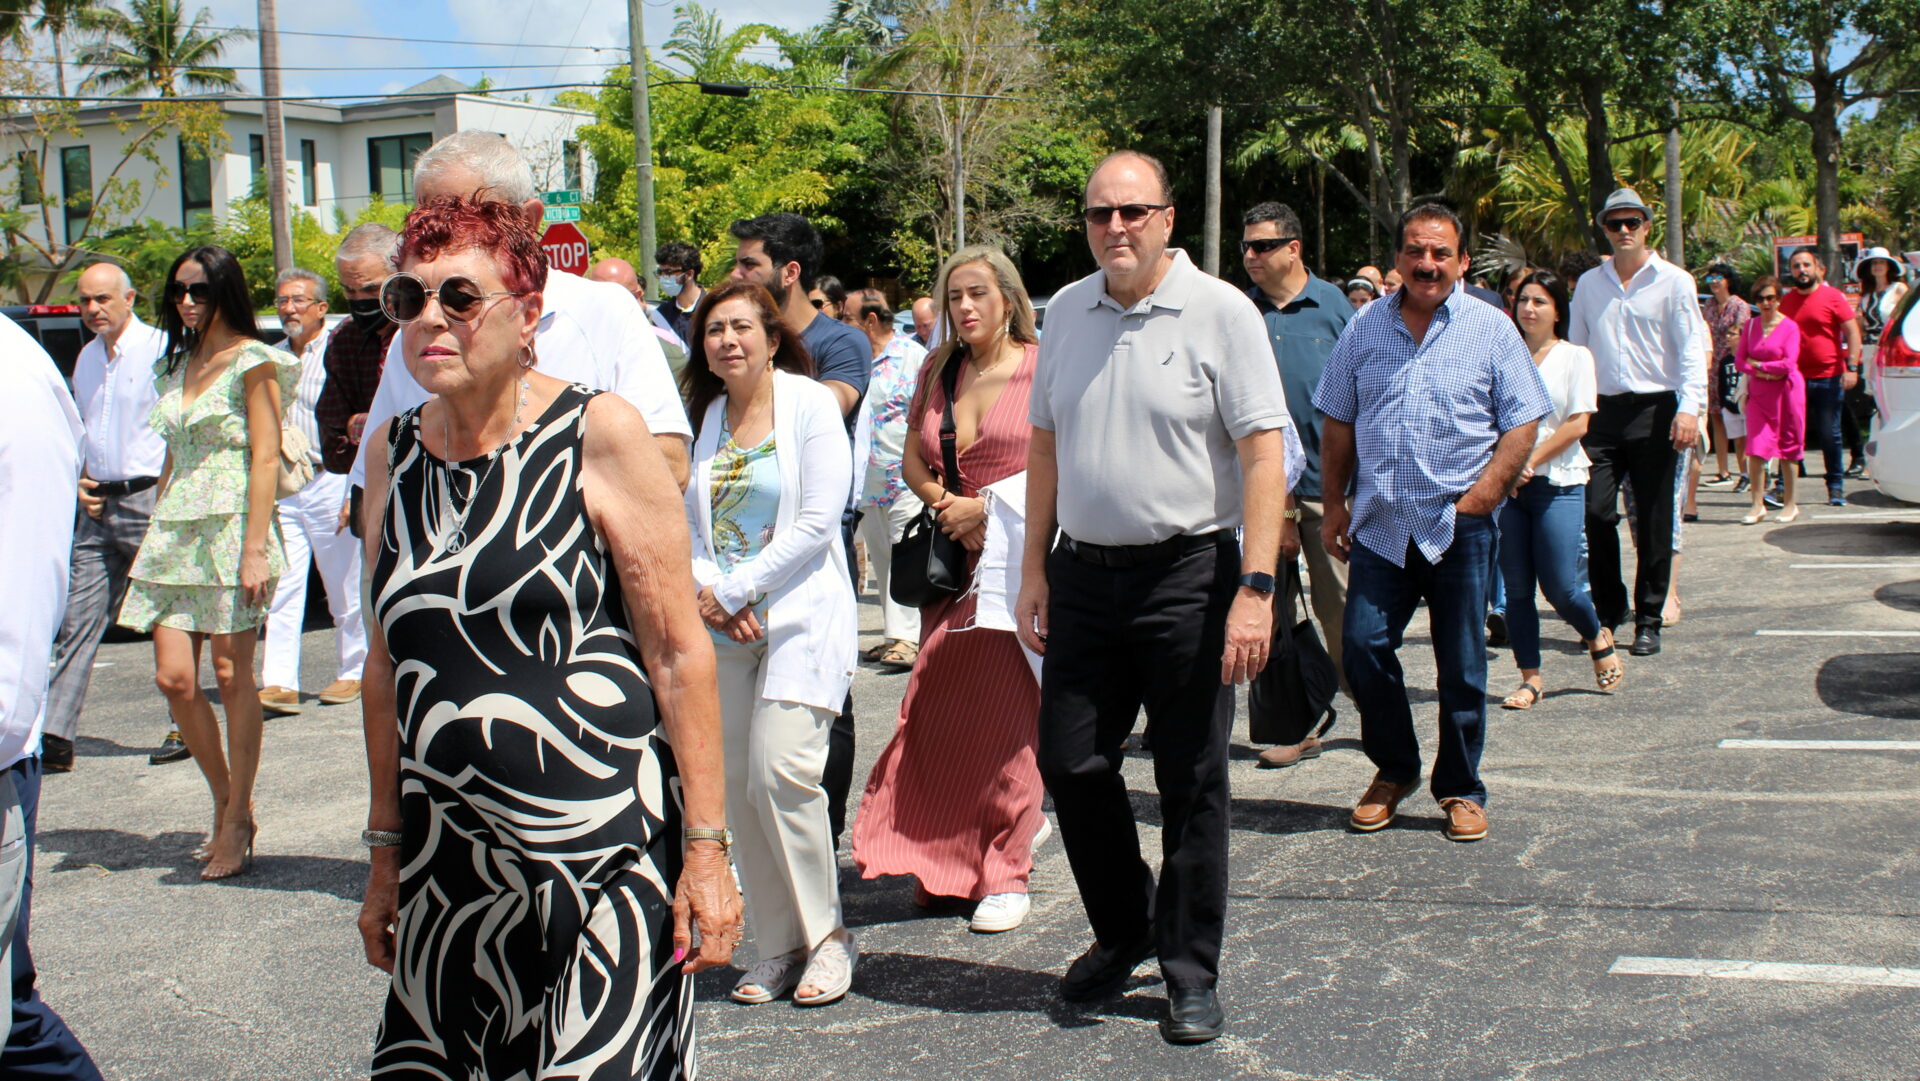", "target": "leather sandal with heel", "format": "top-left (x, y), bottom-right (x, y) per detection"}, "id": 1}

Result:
top-left (1501, 681), bottom-right (1543, 710)
top-left (1587, 638), bottom-right (1624, 692)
